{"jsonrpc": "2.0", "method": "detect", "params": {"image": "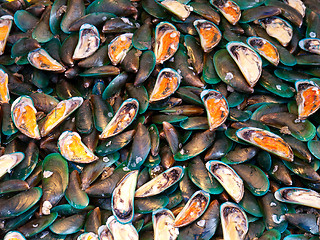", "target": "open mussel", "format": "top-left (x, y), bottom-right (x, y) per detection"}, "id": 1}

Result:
top-left (299, 38), bottom-right (320, 55)
top-left (220, 202), bottom-right (248, 240)
top-left (0, 15), bottom-right (13, 55)
top-left (27, 48), bottom-right (65, 72)
top-left (99, 98), bottom-right (139, 139)
top-left (236, 127), bottom-right (294, 162)
top-left (0, 152), bottom-right (24, 178)
top-left (11, 96), bottom-right (40, 139)
top-left (108, 33), bottom-right (133, 65)
top-left (107, 215), bottom-right (138, 240)
top-left (58, 131), bottom-right (98, 163)
top-left (201, 89), bottom-right (229, 131)
top-left (153, 209), bottom-right (179, 240)
top-left (4, 231), bottom-right (26, 240)
top-left (193, 19), bottom-right (221, 52)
